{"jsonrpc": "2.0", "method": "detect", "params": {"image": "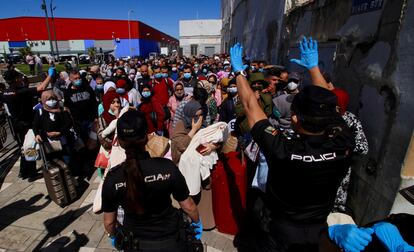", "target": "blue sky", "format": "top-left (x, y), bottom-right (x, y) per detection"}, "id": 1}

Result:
top-left (0, 0), bottom-right (221, 38)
